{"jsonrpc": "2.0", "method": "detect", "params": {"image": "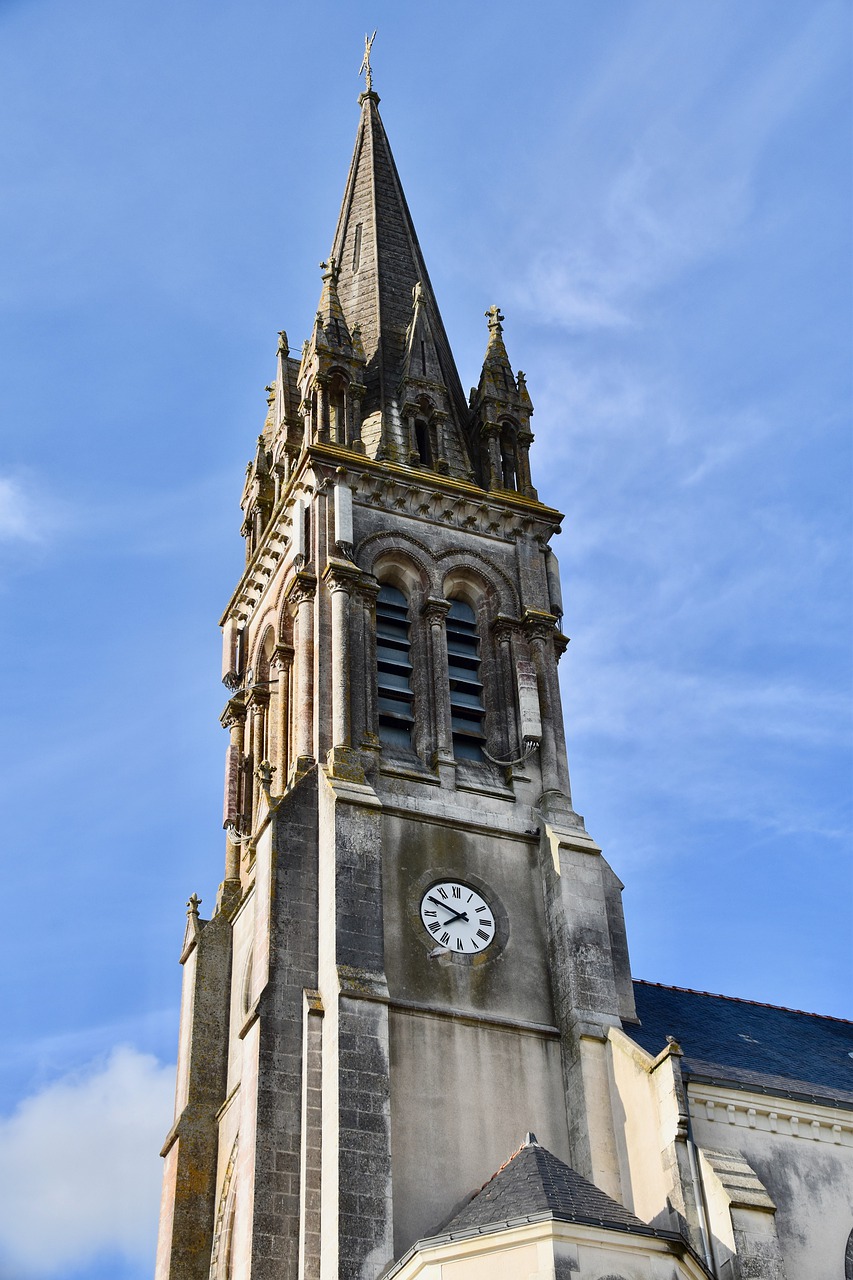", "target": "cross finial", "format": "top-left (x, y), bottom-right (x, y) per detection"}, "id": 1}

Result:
top-left (186, 893), bottom-right (201, 917)
top-left (486, 304), bottom-right (505, 333)
top-left (359, 31), bottom-right (377, 93)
